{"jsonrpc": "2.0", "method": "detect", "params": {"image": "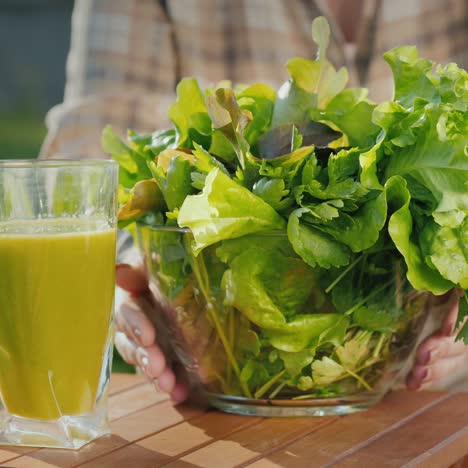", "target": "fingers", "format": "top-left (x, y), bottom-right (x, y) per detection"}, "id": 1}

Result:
top-left (116, 263), bottom-right (149, 294)
top-left (407, 291), bottom-right (468, 391)
top-left (115, 331), bottom-right (140, 366)
top-left (114, 263), bottom-right (190, 404)
top-left (114, 331), bottom-right (167, 378)
top-left (156, 367), bottom-right (176, 394)
top-left (407, 351), bottom-right (468, 391)
top-left (170, 364), bottom-right (190, 403)
top-left (114, 331), bottom-right (189, 402)
top-left (115, 296), bottom-right (156, 347)
top-left (415, 334), bottom-right (467, 366)
top-left (408, 329), bottom-right (468, 391)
